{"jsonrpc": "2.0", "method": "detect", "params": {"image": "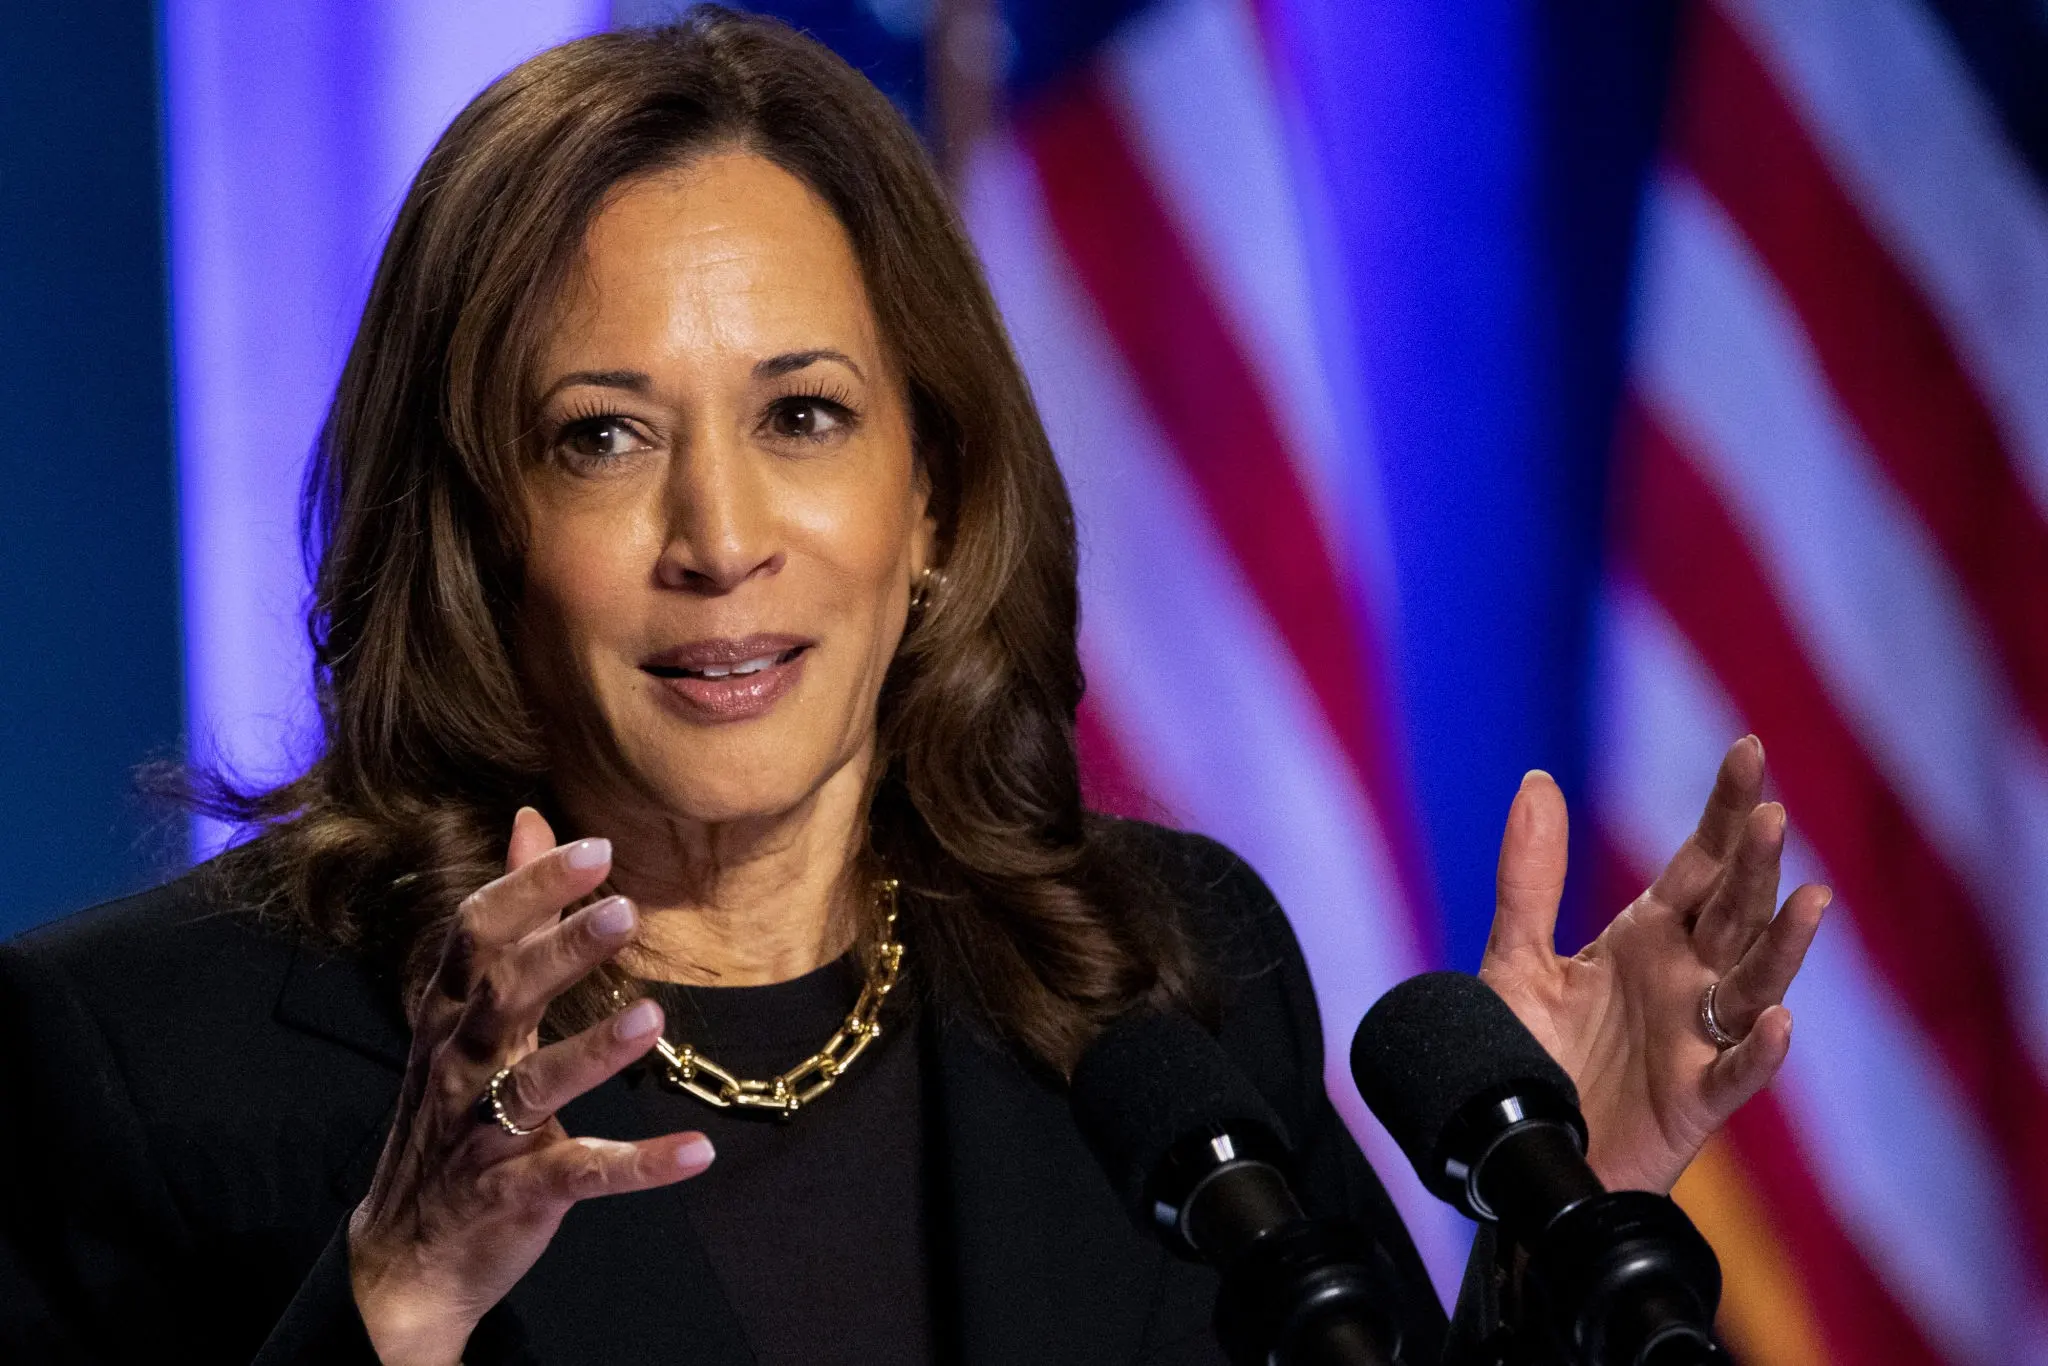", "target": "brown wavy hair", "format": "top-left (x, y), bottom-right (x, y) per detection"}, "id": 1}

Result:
top-left (202, 5), bottom-right (1207, 1072)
